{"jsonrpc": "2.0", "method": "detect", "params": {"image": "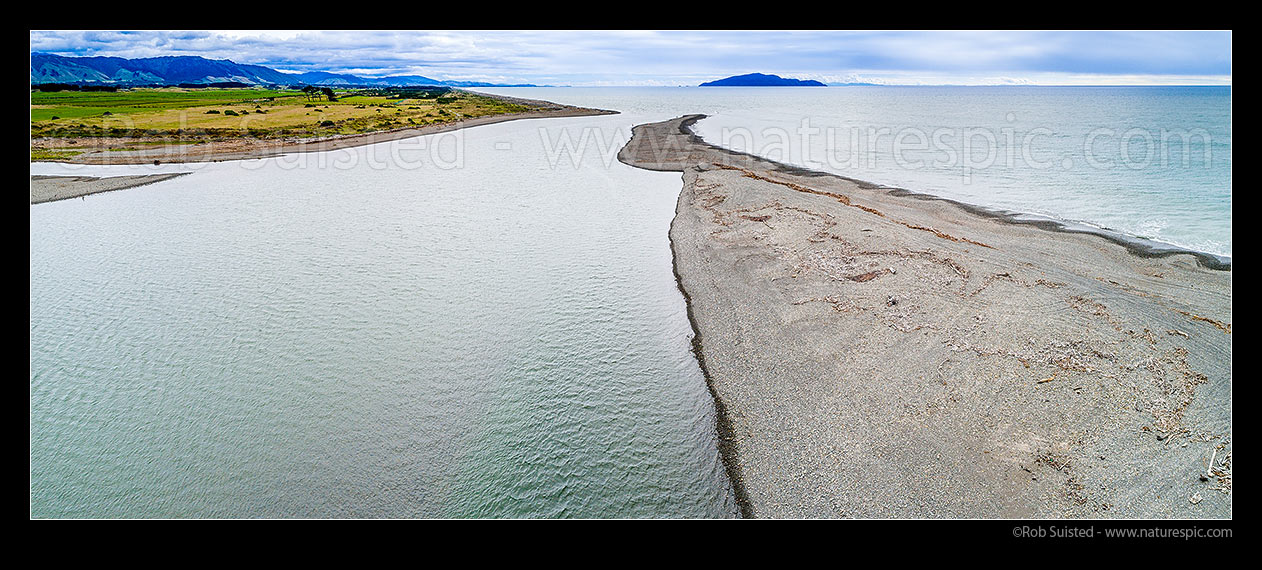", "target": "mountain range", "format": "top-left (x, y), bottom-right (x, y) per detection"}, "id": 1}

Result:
top-left (30, 53), bottom-right (536, 87)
